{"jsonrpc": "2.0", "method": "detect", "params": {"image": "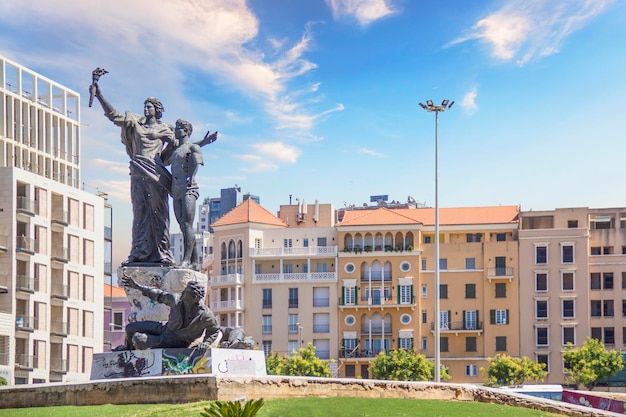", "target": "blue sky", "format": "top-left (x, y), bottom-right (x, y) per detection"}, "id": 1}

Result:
top-left (1, 0), bottom-right (625, 266)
